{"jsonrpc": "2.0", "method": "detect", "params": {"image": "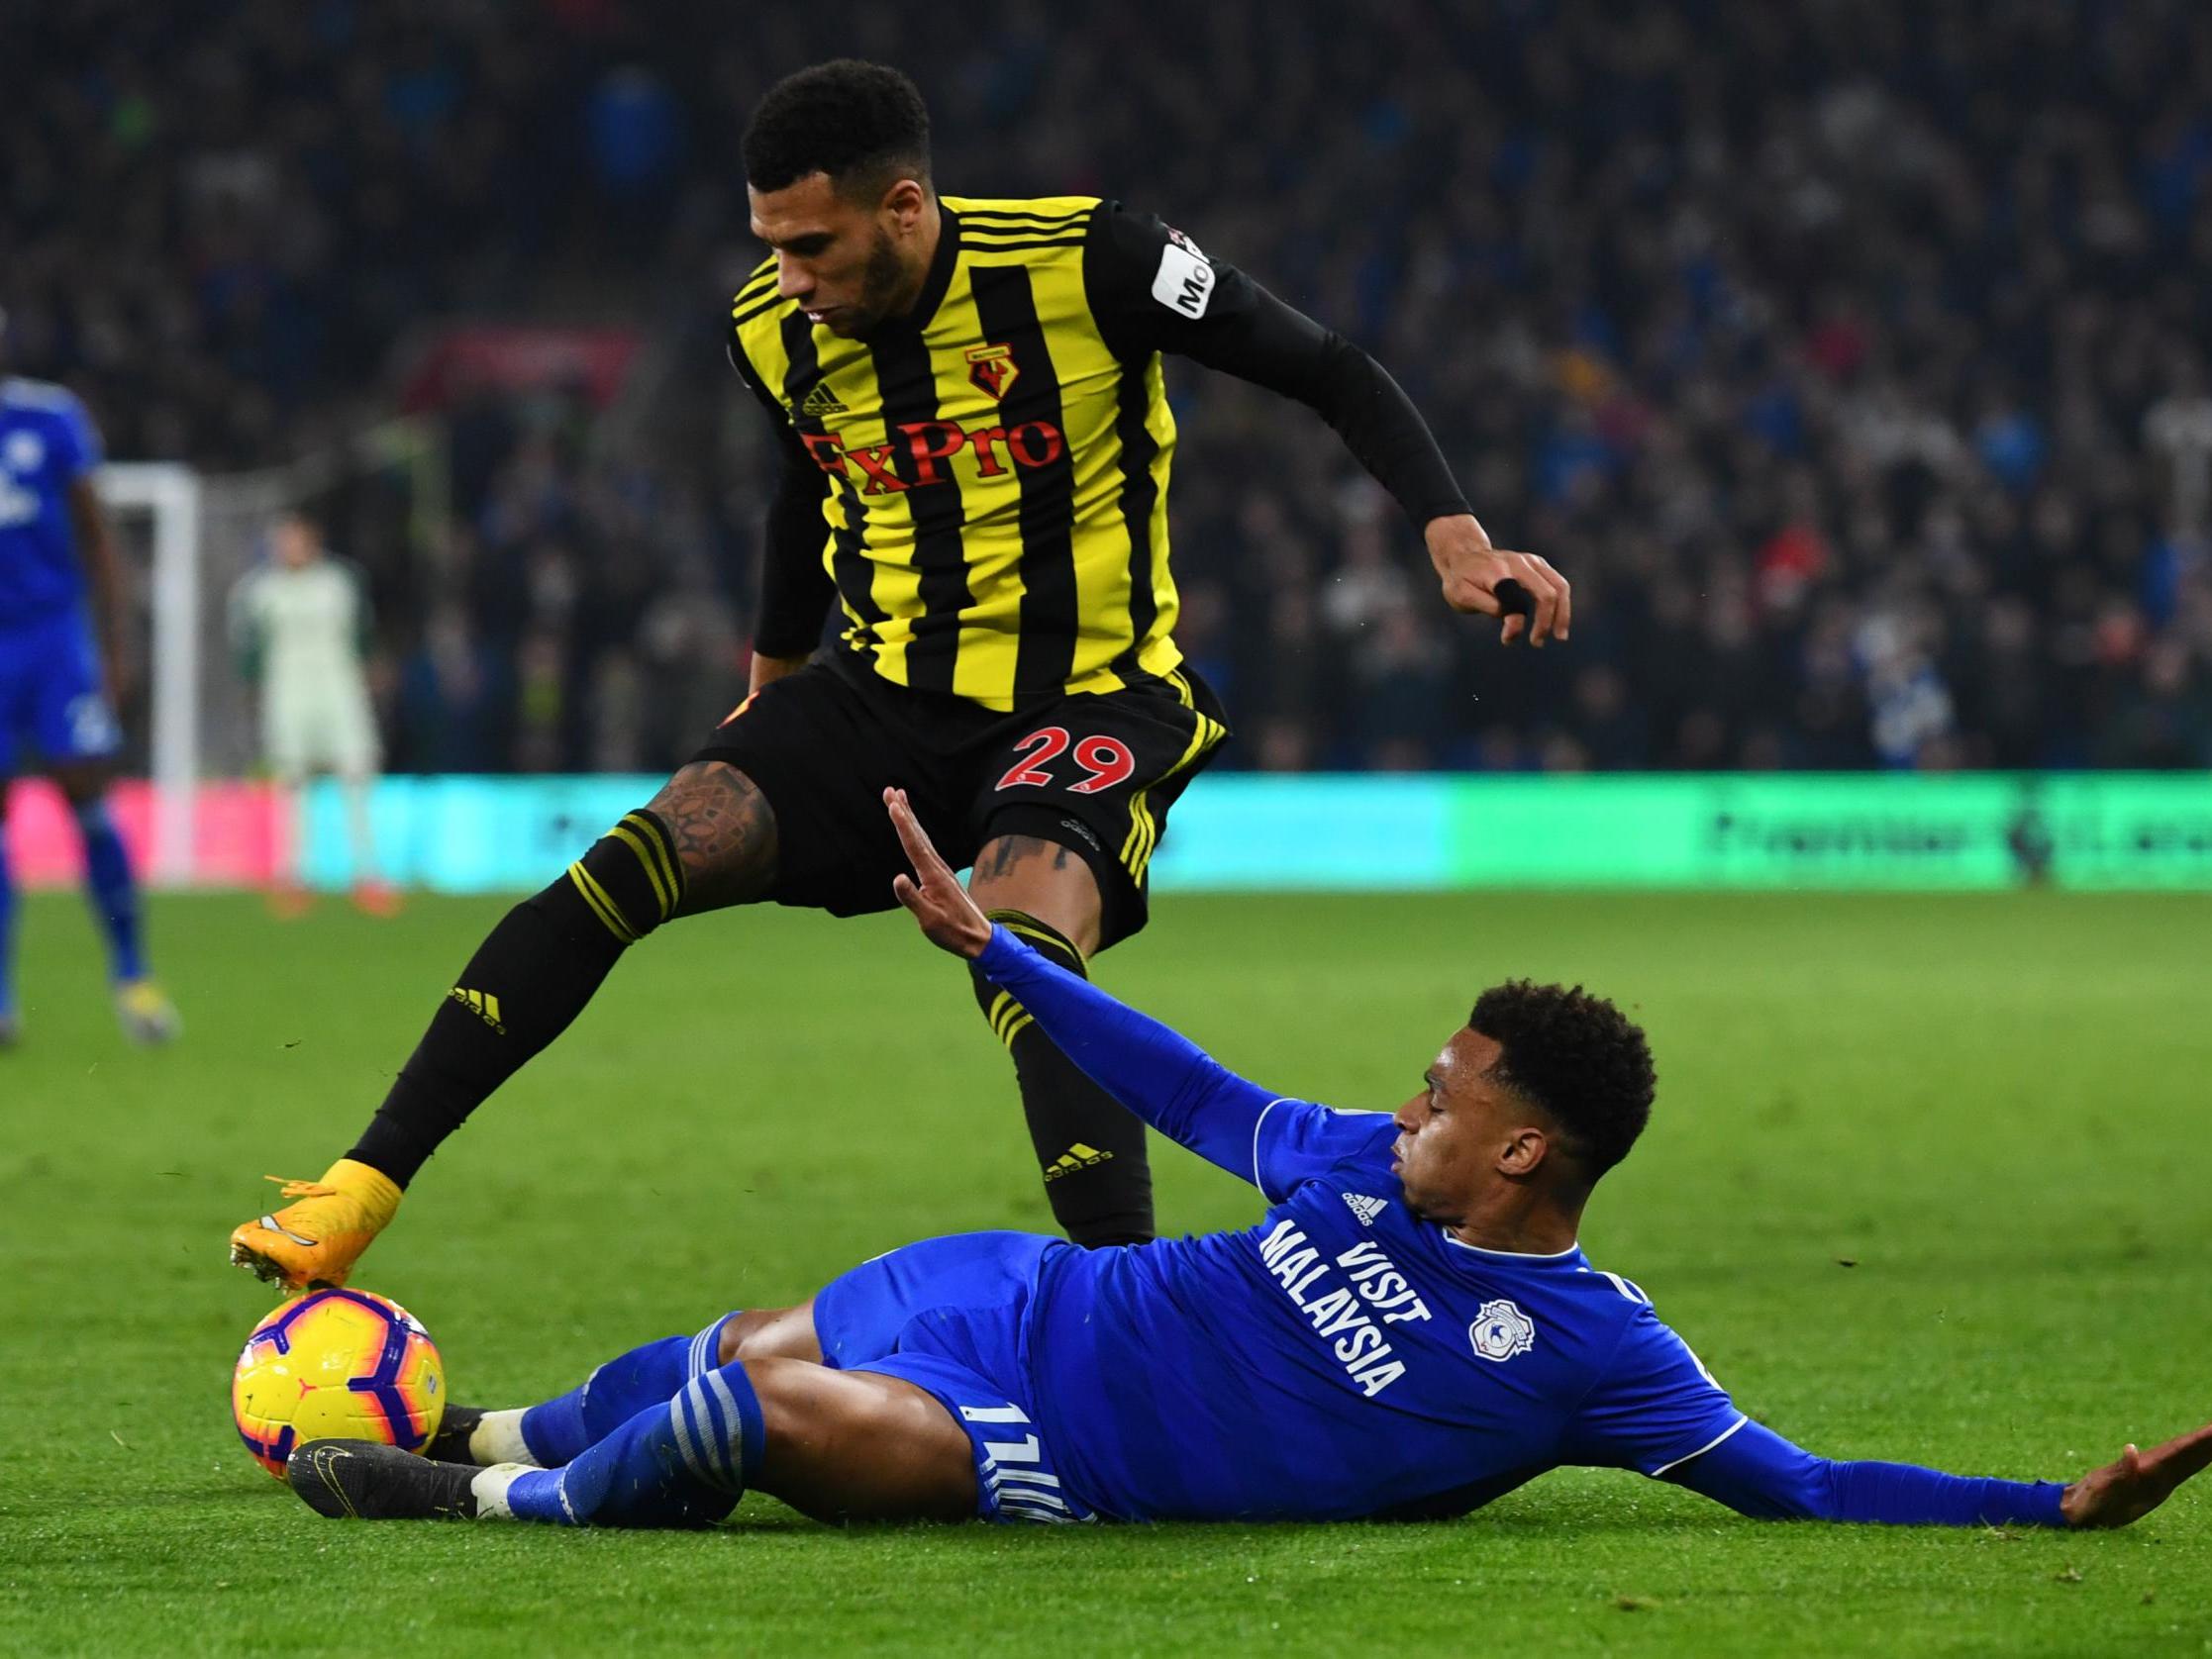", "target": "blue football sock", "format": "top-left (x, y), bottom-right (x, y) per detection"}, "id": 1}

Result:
top-left (518, 1315), bottom-right (740, 1466)
top-left (0, 831), bottom-right (16, 1016)
top-left (505, 1358), bottom-right (764, 1528)
top-left (72, 800), bottom-right (147, 984)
